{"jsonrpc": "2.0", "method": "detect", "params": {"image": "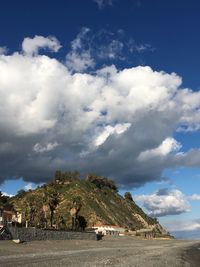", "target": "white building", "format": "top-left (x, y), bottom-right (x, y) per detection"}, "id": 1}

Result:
top-left (93, 225), bottom-right (125, 236)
